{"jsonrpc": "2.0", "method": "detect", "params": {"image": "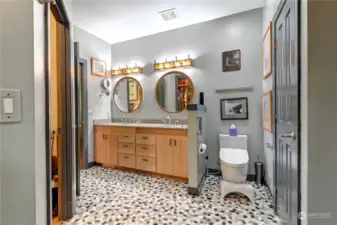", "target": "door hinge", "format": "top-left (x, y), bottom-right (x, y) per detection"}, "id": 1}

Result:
top-left (38, 0), bottom-right (56, 5)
